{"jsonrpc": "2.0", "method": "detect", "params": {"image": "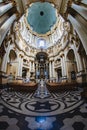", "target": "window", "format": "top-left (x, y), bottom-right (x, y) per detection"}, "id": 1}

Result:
top-left (37, 39), bottom-right (46, 49)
